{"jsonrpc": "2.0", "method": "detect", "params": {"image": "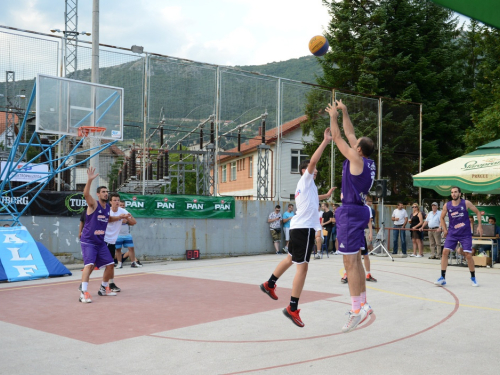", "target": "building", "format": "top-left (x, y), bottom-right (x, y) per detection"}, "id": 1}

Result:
top-left (217, 115), bottom-right (313, 200)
